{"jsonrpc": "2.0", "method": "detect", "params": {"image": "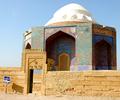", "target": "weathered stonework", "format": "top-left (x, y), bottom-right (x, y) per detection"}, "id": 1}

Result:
top-left (45, 71), bottom-right (120, 96)
top-left (0, 49), bottom-right (47, 95)
top-left (0, 68), bottom-right (25, 94)
top-left (0, 49), bottom-right (119, 96)
top-left (22, 49), bottom-right (47, 94)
